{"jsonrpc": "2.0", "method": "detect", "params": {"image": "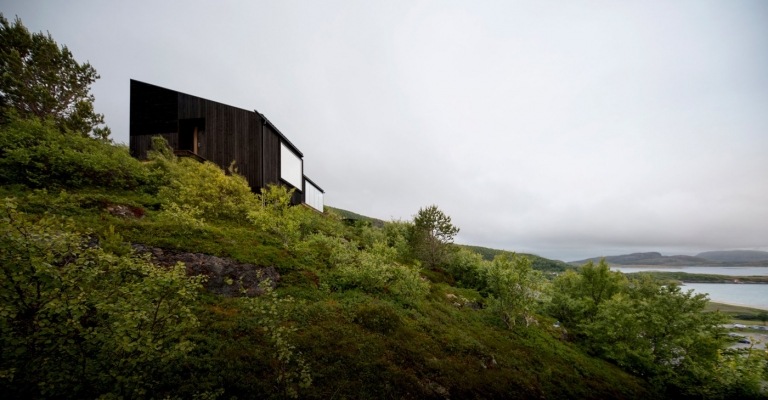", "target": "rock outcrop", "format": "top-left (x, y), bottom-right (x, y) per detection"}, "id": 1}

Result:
top-left (132, 244), bottom-right (279, 297)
